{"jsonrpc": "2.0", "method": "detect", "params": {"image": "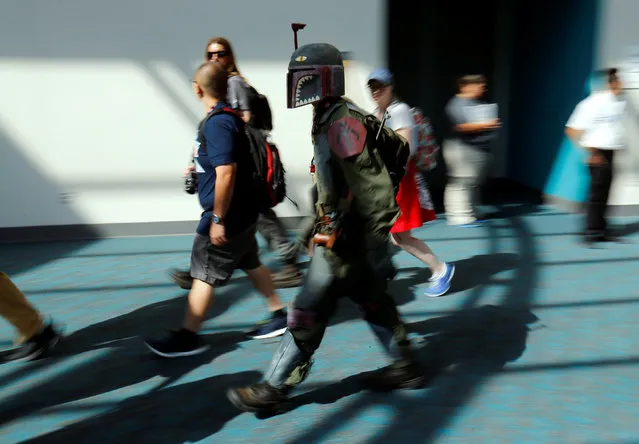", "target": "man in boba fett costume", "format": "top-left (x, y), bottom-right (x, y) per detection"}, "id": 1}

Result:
top-left (226, 43), bottom-right (425, 412)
